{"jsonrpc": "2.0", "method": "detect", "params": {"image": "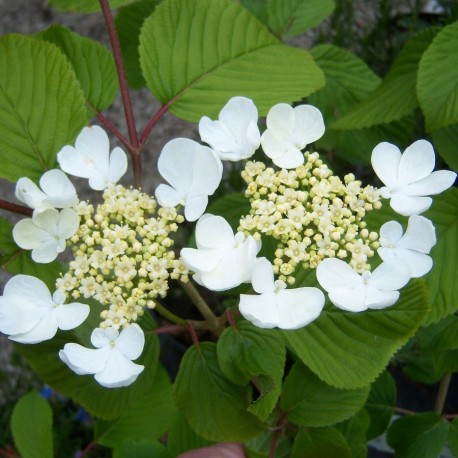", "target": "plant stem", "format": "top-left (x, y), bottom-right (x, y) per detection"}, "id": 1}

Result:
top-left (0, 199), bottom-right (32, 217)
top-left (98, 0), bottom-right (142, 187)
top-left (434, 372), bottom-right (452, 415)
top-left (180, 280), bottom-right (222, 334)
top-left (154, 302), bottom-right (188, 326)
top-left (269, 413), bottom-right (287, 458)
